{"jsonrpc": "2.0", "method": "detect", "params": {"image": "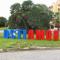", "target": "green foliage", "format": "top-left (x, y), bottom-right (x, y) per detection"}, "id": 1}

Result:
top-left (0, 38), bottom-right (60, 49)
top-left (22, 0), bottom-right (33, 11)
top-left (8, 0), bottom-right (53, 30)
top-left (10, 3), bottom-right (21, 15)
top-left (0, 17), bottom-right (7, 27)
top-left (55, 12), bottom-right (60, 23)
